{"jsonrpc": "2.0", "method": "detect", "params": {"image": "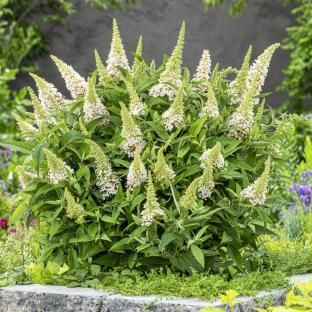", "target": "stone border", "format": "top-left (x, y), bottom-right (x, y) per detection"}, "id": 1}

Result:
top-left (0, 273), bottom-right (311, 312)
